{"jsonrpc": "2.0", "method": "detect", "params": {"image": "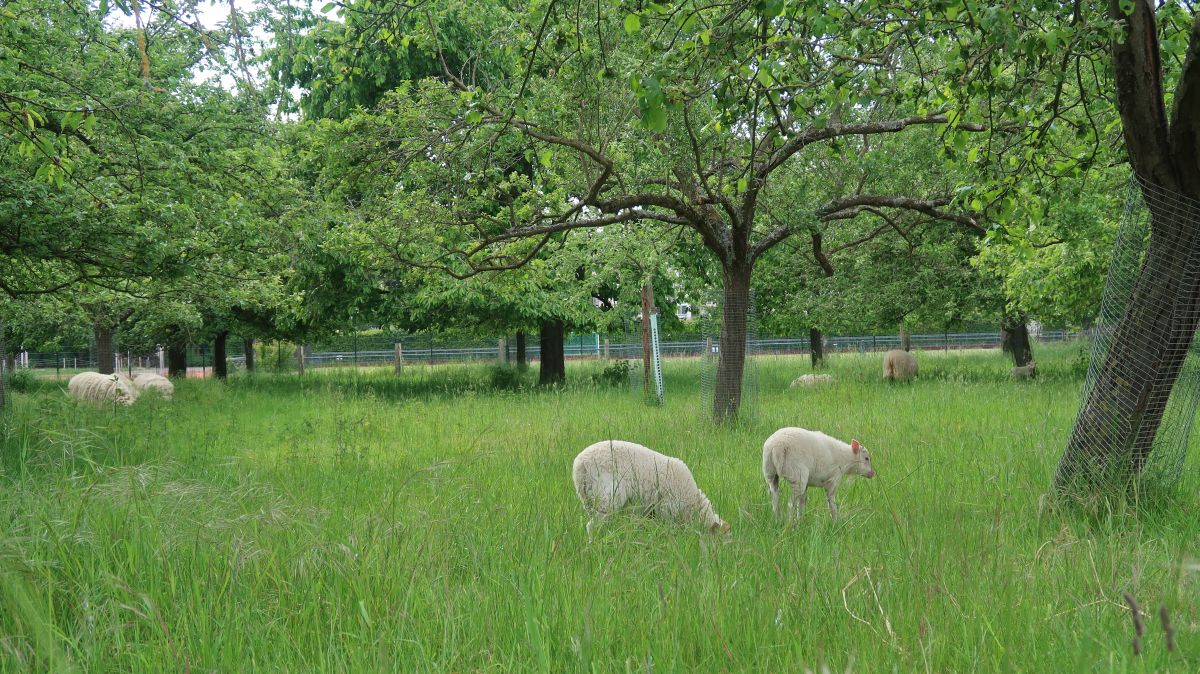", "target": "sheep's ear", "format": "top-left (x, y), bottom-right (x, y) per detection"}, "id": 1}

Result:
top-left (851, 439), bottom-right (862, 453)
